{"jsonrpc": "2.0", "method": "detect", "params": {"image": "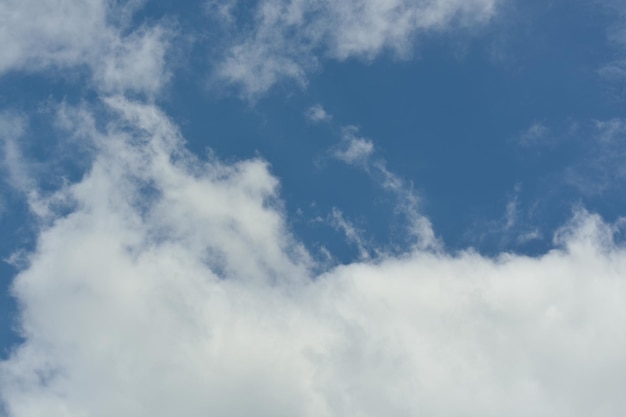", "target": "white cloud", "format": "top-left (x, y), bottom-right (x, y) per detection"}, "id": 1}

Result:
top-left (518, 122), bottom-right (549, 147)
top-left (598, 60), bottom-right (626, 81)
top-left (594, 118), bottom-right (626, 143)
top-left (2, 2), bottom-right (625, 415)
top-left (305, 104), bottom-right (332, 123)
top-left (204, 0), bottom-right (240, 25)
top-left (467, 184), bottom-right (542, 249)
top-left (211, 0), bottom-right (499, 97)
top-left (333, 126), bottom-right (375, 165)
top-left (1, 99), bottom-right (626, 417)
top-left (328, 208), bottom-right (370, 260)
top-left (333, 126), bottom-right (436, 250)
top-left (0, 112), bottom-right (27, 186)
top-left (0, 111), bottom-right (43, 214)
top-left (0, 0), bottom-right (173, 95)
